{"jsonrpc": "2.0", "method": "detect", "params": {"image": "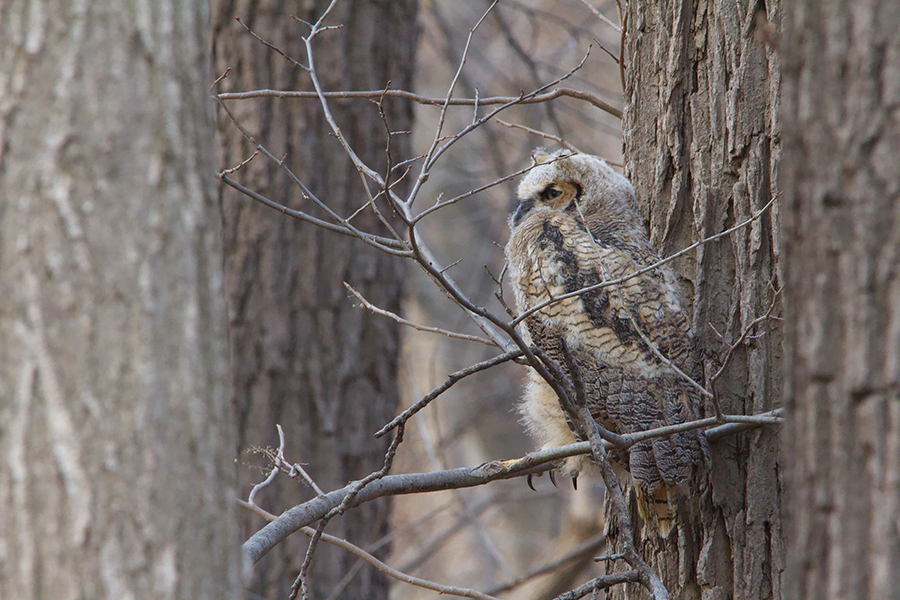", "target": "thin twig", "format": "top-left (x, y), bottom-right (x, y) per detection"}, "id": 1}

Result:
top-left (513, 195), bottom-right (778, 327)
top-left (708, 285), bottom-right (782, 388)
top-left (375, 350), bottom-right (524, 437)
top-left (577, 0), bottom-right (622, 32)
top-left (494, 118), bottom-right (582, 153)
top-left (294, 422), bottom-right (405, 600)
top-left (220, 150), bottom-right (258, 176)
top-left (486, 533), bottom-right (608, 595)
top-left (219, 175), bottom-right (410, 256)
top-left (237, 500), bottom-right (498, 600)
top-left (628, 316), bottom-right (715, 401)
top-left (411, 161), bottom-right (538, 224)
top-left (551, 571), bottom-right (643, 600)
top-left (234, 16), bottom-right (309, 71)
top-left (345, 283), bottom-right (498, 347)
top-left (215, 97), bottom-right (410, 257)
top-left (616, 1), bottom-right (627, 94)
